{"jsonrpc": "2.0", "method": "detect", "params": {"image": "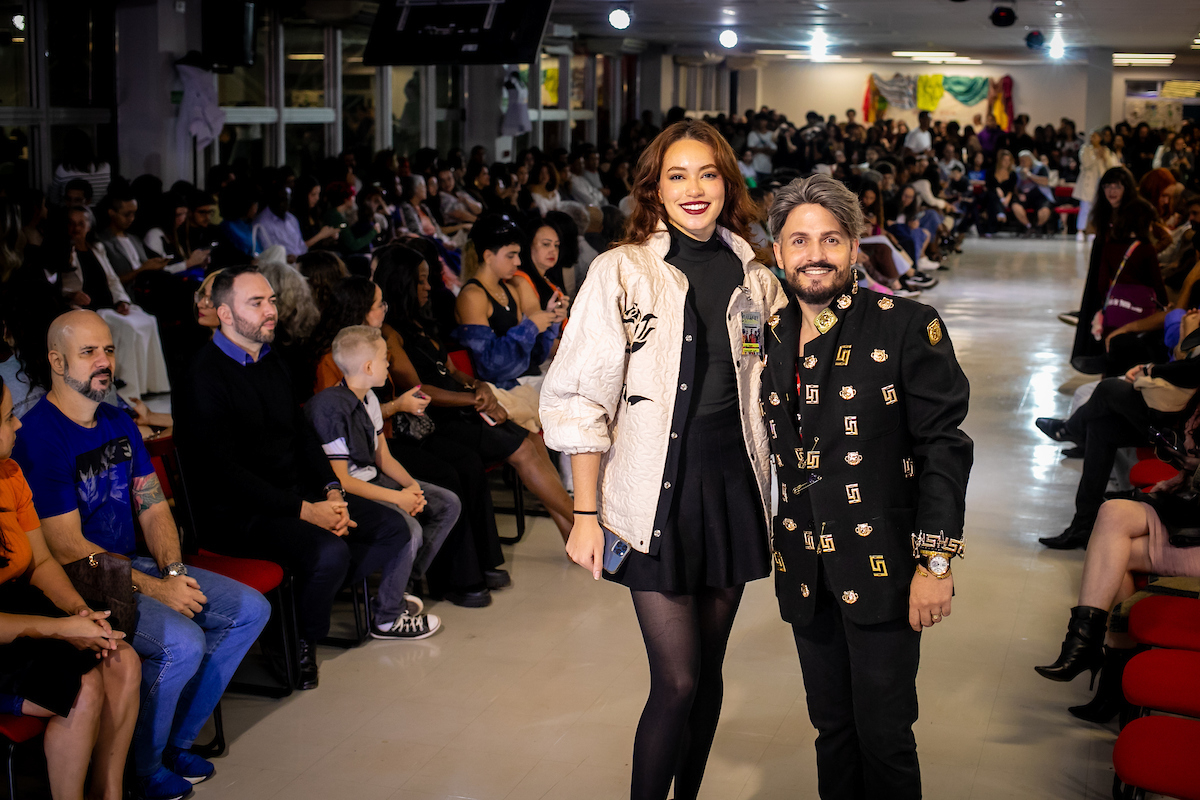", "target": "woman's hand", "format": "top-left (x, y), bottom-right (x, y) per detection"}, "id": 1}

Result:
top-left (53, 612), bottom-right (124, 653)
top-left (526, 309), bottom-right (558, 333)
top-left (396, 385), bottom-right (432, 415)
top-left (186, 247), bottom-right (211, 268)
top-left (565, 515), bottom-right (607, 580)
top-left (393, 485), bottom-right (427, 516)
